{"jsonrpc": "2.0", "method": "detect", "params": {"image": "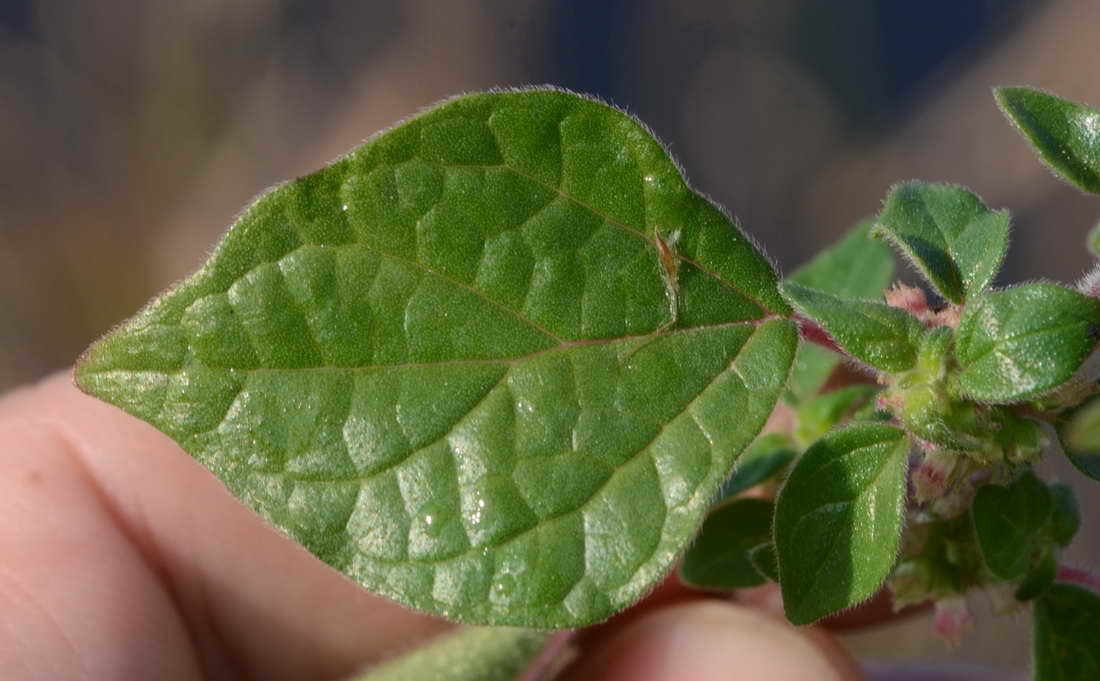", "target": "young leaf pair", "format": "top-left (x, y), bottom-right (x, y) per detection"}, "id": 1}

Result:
top-left (784, 184), bottom-right (1100, 405)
